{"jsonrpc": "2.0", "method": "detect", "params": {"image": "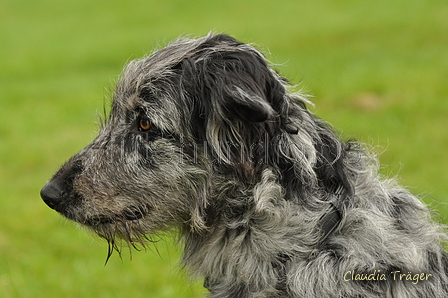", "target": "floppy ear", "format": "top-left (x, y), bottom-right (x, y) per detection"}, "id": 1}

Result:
top-left (175, 34), bottom-right (299, 177)
top-left (199, 40), bottom-right (279, 124)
